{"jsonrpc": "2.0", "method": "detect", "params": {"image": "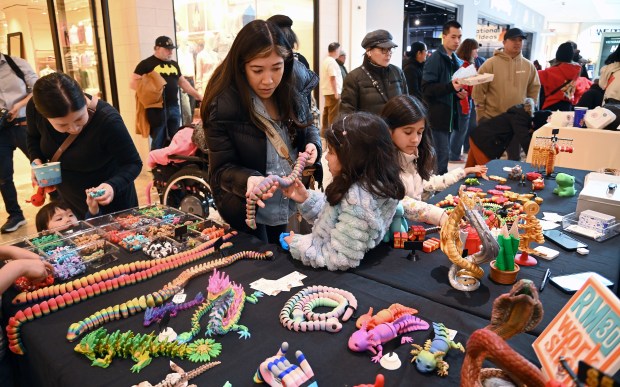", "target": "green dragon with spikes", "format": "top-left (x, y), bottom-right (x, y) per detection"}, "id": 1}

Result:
top-left (74, 327), bottom-right (221, 373)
